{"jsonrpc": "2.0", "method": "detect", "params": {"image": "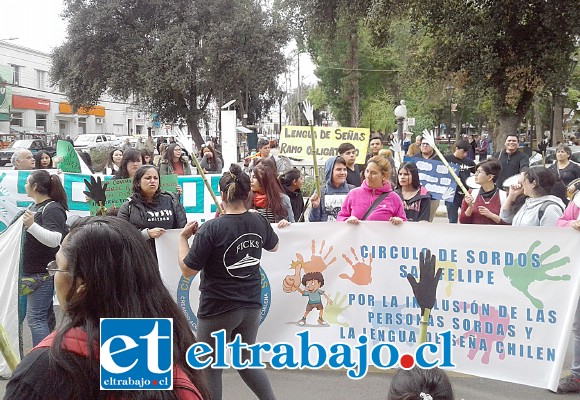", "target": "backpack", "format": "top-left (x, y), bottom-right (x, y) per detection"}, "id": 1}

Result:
top-left (538, 200), bottom-right (564, 221)
top-left (35, 329), bottom-right (203, 400)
